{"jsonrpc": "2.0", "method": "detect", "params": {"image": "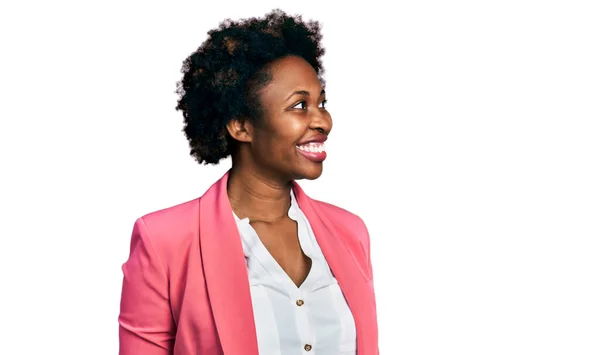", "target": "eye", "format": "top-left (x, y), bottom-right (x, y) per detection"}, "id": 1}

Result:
top-left (291, 100), bottom-right (327, 110)
top-left (292, 101), bottom-right (307, 110)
